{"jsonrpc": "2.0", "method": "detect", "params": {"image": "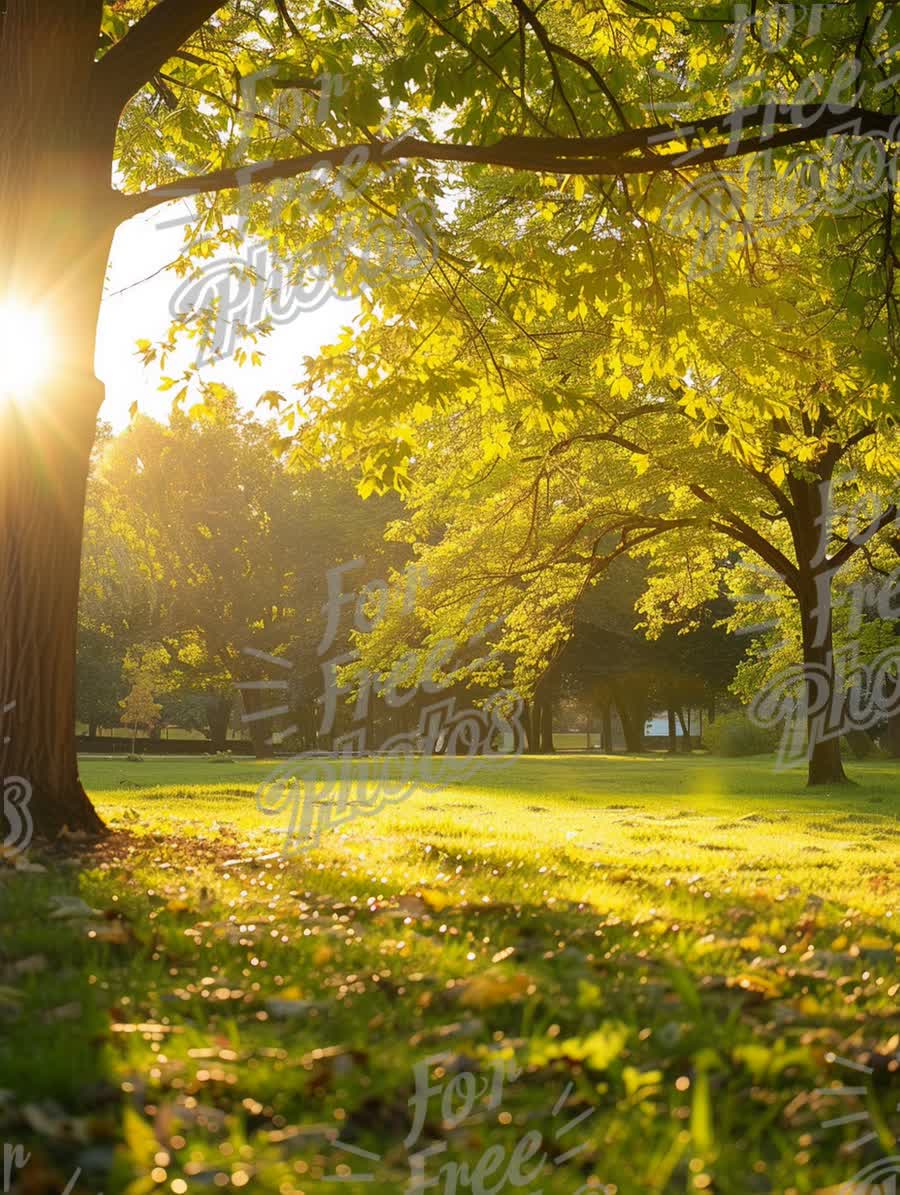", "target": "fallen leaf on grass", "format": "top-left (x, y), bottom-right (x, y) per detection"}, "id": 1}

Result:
top-left (726, 971), bottom-right (785, 998)
top-left (409, 1019), bottom-right (485, 1047)
top-left (85, 920), bottom-right (132, 945)
top-left (456, 971), bottom-right (532, 1009)
top-left (383, 895), bottom-right (430, 919)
